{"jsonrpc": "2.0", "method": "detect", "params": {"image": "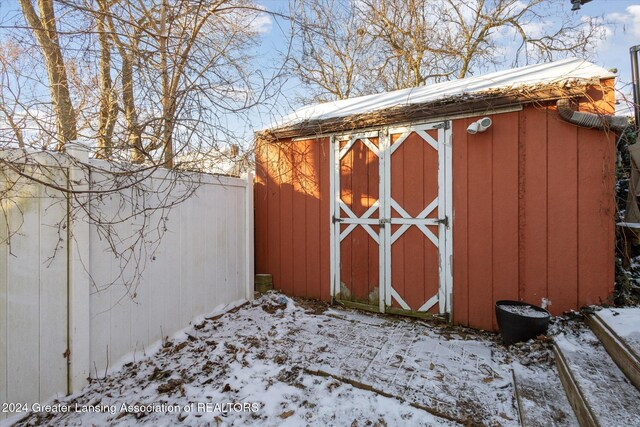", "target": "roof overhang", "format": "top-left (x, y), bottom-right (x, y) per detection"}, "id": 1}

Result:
top-left (258, 80), bottom-right (606, 141)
